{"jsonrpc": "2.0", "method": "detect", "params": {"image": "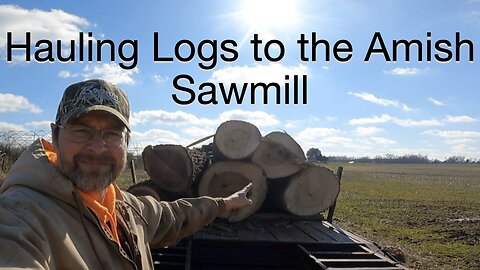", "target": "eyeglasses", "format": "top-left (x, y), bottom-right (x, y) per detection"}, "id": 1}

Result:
top-left (58, 124), bottom-right (127, 147)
